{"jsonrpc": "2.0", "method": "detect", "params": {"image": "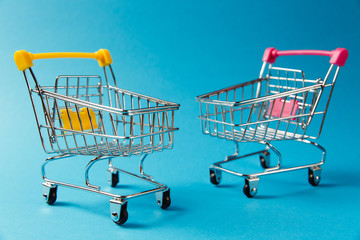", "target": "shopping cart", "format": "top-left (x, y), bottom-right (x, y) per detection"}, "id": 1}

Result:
top-left (14, 49), bottom-right (180, 224)
top-left (196, 47), bottom-right (348, 198)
